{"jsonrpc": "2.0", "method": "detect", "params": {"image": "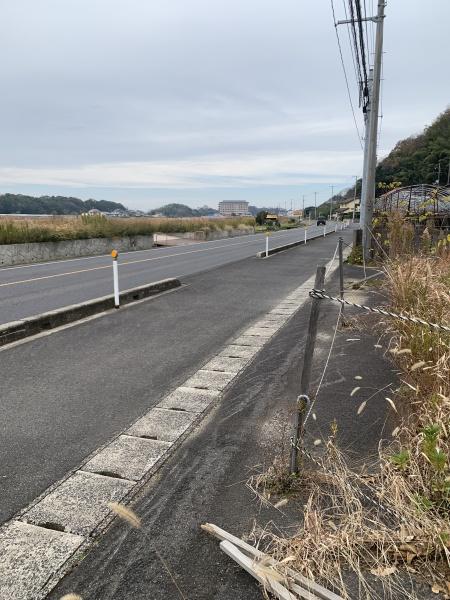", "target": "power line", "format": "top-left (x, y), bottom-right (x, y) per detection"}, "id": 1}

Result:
top-left (354, 0), bottom-right (370, 111)
top-left (354, 0), bottom-right (369, 82)
top-left (363, 0), bottom-right (371, 58)
top-left (347, 0), bottom-right (364, 105)
top-left (342, 0), bottom-right (361, 89)
top-left (331, 0), bottom-right (364, 149)
top-left (378, 50), bottom-right (384, 144)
